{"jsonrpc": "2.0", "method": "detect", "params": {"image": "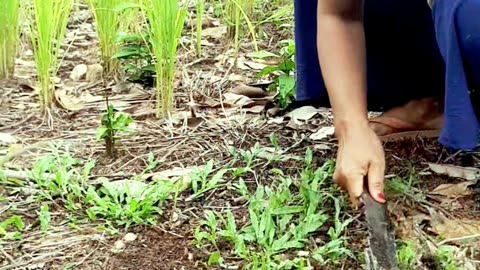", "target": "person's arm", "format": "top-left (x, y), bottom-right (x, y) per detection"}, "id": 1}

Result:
top-left (316, 0), bottom-right (386, 205)
top-left (317, 0), bottom-right (368, 134)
